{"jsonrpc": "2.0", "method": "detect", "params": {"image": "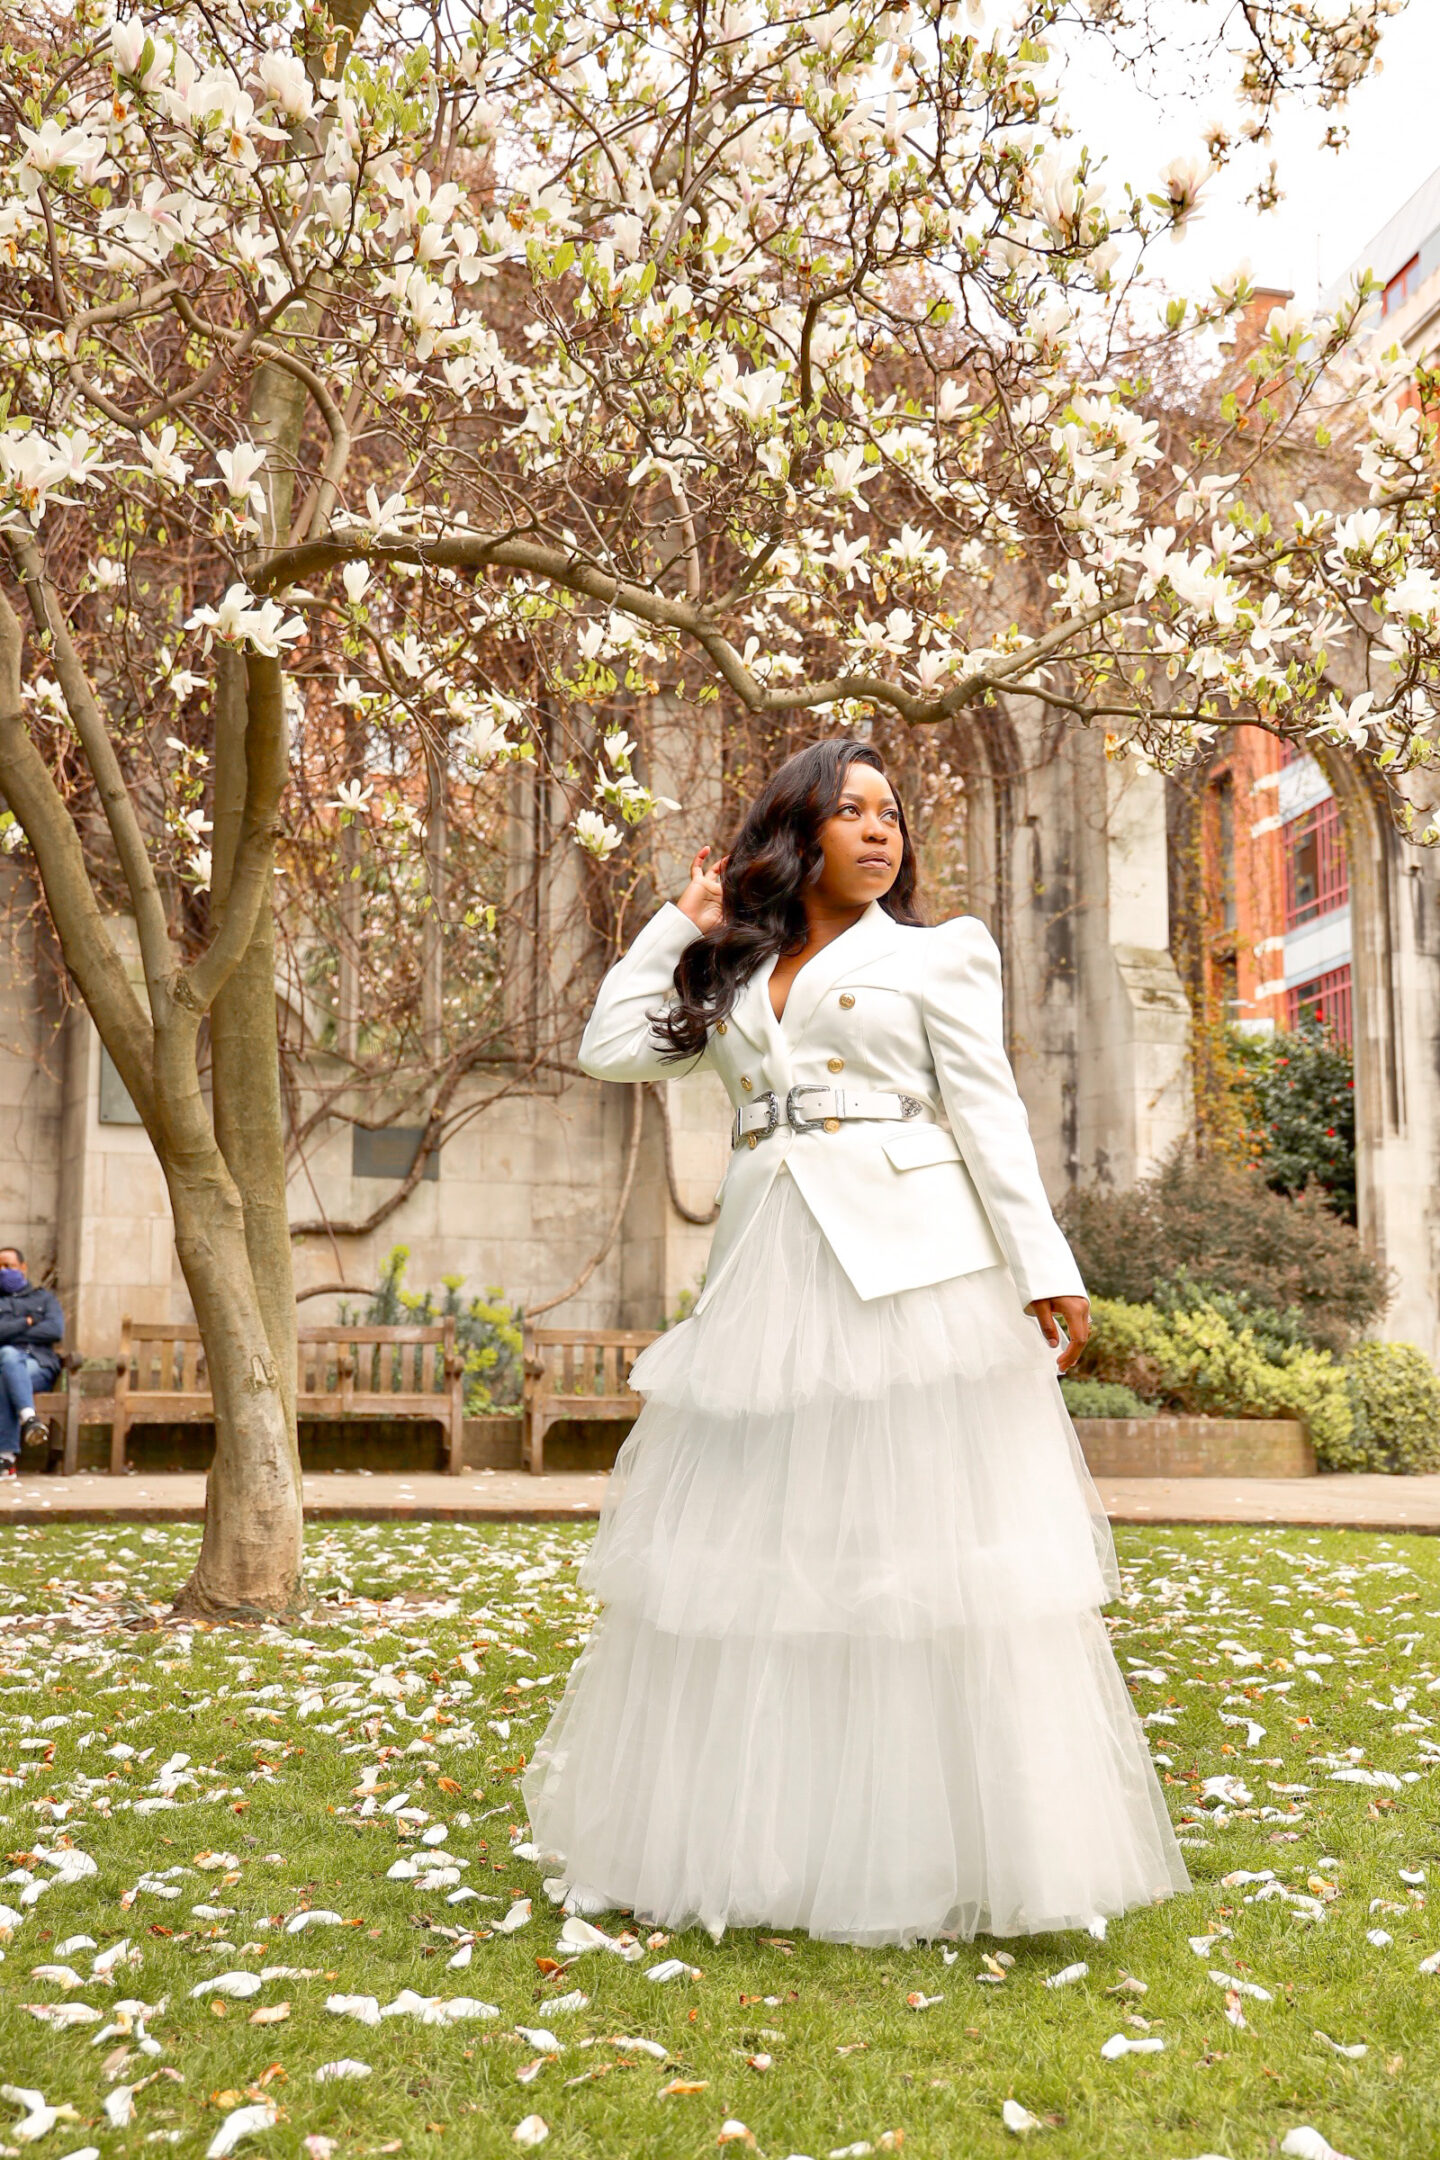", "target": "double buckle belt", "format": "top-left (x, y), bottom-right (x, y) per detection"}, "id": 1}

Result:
top-left (731, 1083), bottom-right (931, 1150)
